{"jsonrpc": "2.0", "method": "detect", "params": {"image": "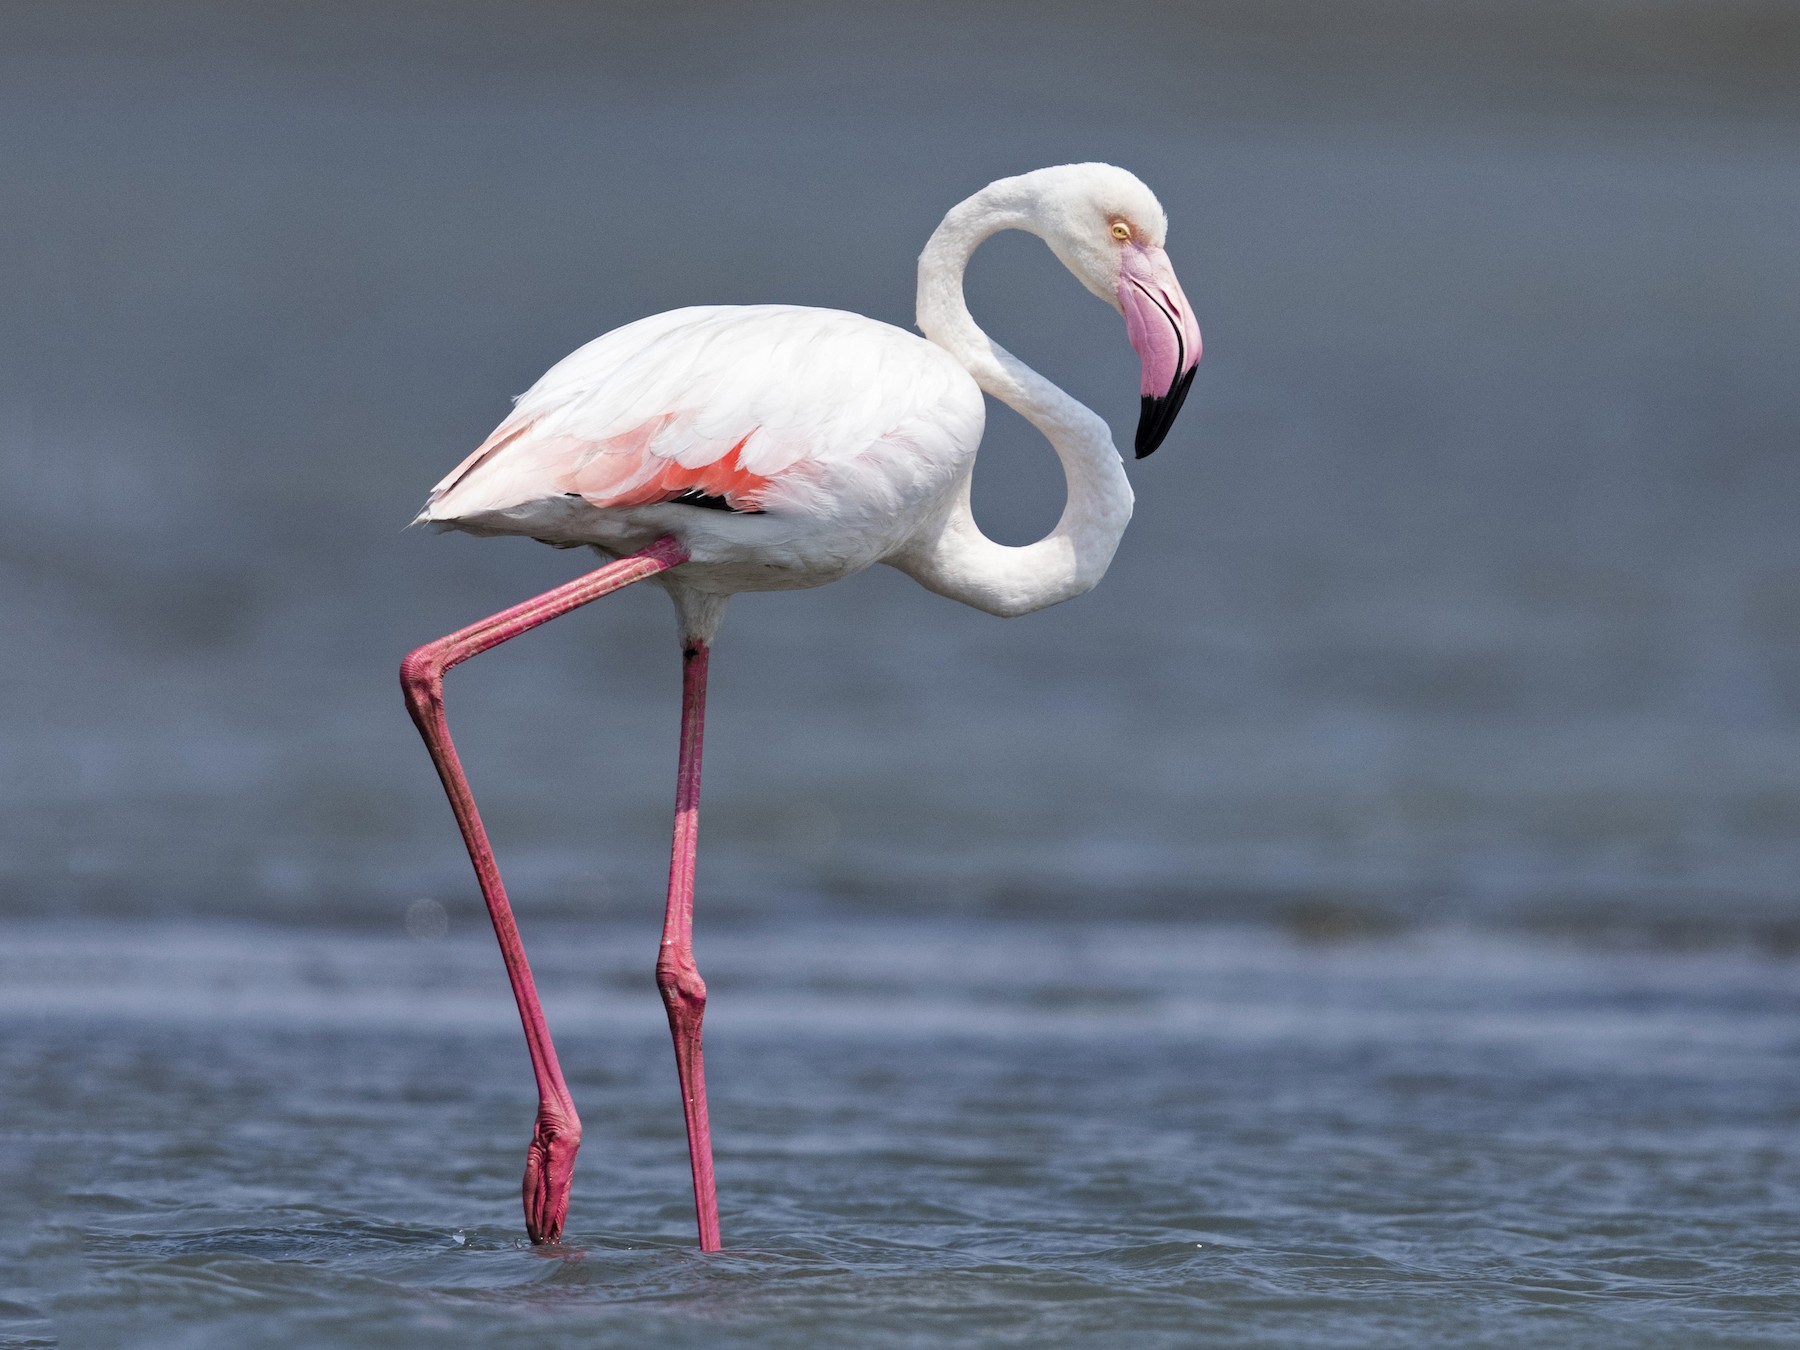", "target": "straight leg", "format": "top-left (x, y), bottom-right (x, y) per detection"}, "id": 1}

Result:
top-left (400, 535), bottom-right (687, 1244)
top-left (656, 638), bottom-right (722, 1251)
